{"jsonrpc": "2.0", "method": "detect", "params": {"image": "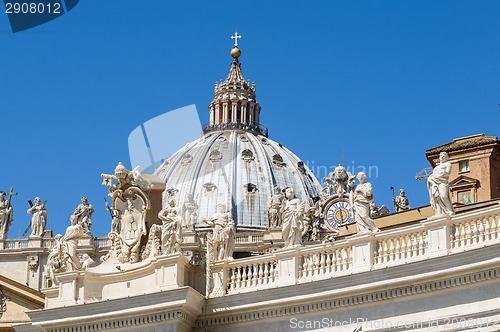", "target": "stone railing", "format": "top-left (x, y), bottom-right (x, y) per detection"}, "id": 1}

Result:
top-left (374, 224), bottom-right (428, 266)
top-left (208, 204), bottom-right (500, 297)
top-left (450, 210), bottom-right (499, 252)
top-left (235, 233), bottom-right (264, 244)
top-left (1, 239), bottom-right (29, 250)
top-left (202, 121), bottom-right (269, 137)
